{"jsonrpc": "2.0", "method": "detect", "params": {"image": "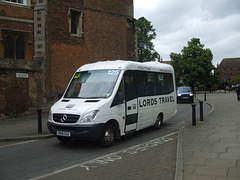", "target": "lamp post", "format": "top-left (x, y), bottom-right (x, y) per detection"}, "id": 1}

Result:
top-left (204, 85), bottom-right (207, 101)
